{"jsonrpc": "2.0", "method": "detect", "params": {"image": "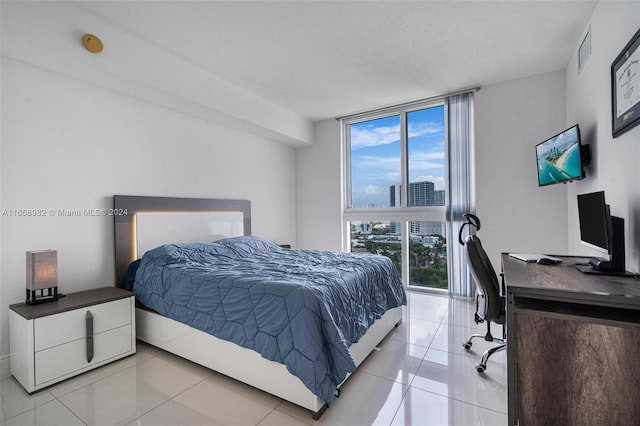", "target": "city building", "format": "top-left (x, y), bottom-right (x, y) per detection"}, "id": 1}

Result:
top-left (389, 182), bottom-right (446, 235)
